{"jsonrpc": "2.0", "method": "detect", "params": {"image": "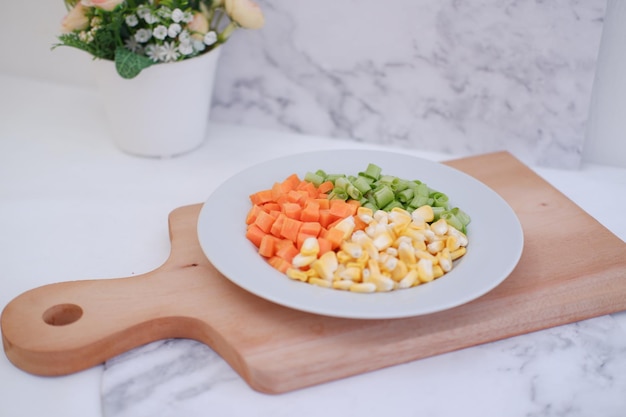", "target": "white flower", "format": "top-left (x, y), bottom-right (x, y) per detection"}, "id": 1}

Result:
top-left (178, 29), bottom-right (190, 42)
top-left (156, 6), bottom-right (172, 19)
top-left (124, 37), bottom-right (142, 53)
top-left (145, 44), bottom-right (160, 62)
top-left (78, 30), bottom-right (94, 43)
top-left (134, 28), bottom-right (152, 43)
top-left (192, 39), bottom-right (206, 52)
top-left (144, 12), bottom-right (158, 24)
top-left (203, 31), bottom-right (217, 46)
top-left (171, 8), bottom-right (184, 23)
top-left (136, 5), bottom-right (150, 19)
top-left (91, 16), bottom-right (102, 27)
top-left (182, 11), bottom-right (194, 23)
top-left (153, 25), bottom-right (168, 40)
top-left (178, 41), bottom-right (194, 56)
top-left (125, 14), bottom-right (139, 27)
top-left (168, 23), bottom-right (182, 38)
top-left (158, 42), bottom-right (180, 62)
